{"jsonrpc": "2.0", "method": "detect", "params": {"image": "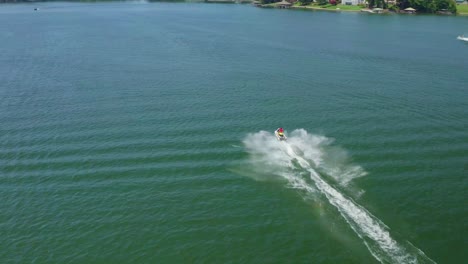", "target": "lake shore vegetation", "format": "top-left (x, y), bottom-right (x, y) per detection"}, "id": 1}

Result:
top-left (1, 0), bottom-right (467, 15)
top-left (259, 0), bottom-right (466, 15)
